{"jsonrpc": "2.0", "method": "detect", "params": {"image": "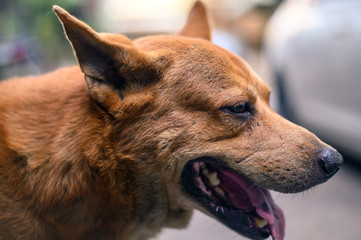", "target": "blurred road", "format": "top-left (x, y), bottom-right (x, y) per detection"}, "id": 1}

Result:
top-left (154, 164), bottom-right (361, 240)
